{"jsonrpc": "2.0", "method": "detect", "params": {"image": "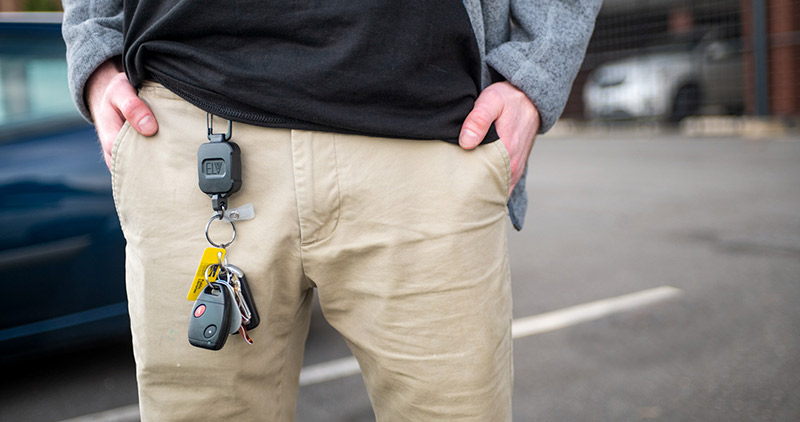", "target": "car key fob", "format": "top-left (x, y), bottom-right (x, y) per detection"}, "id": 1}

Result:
top-left (188, 282), bottom-right (240, 350)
